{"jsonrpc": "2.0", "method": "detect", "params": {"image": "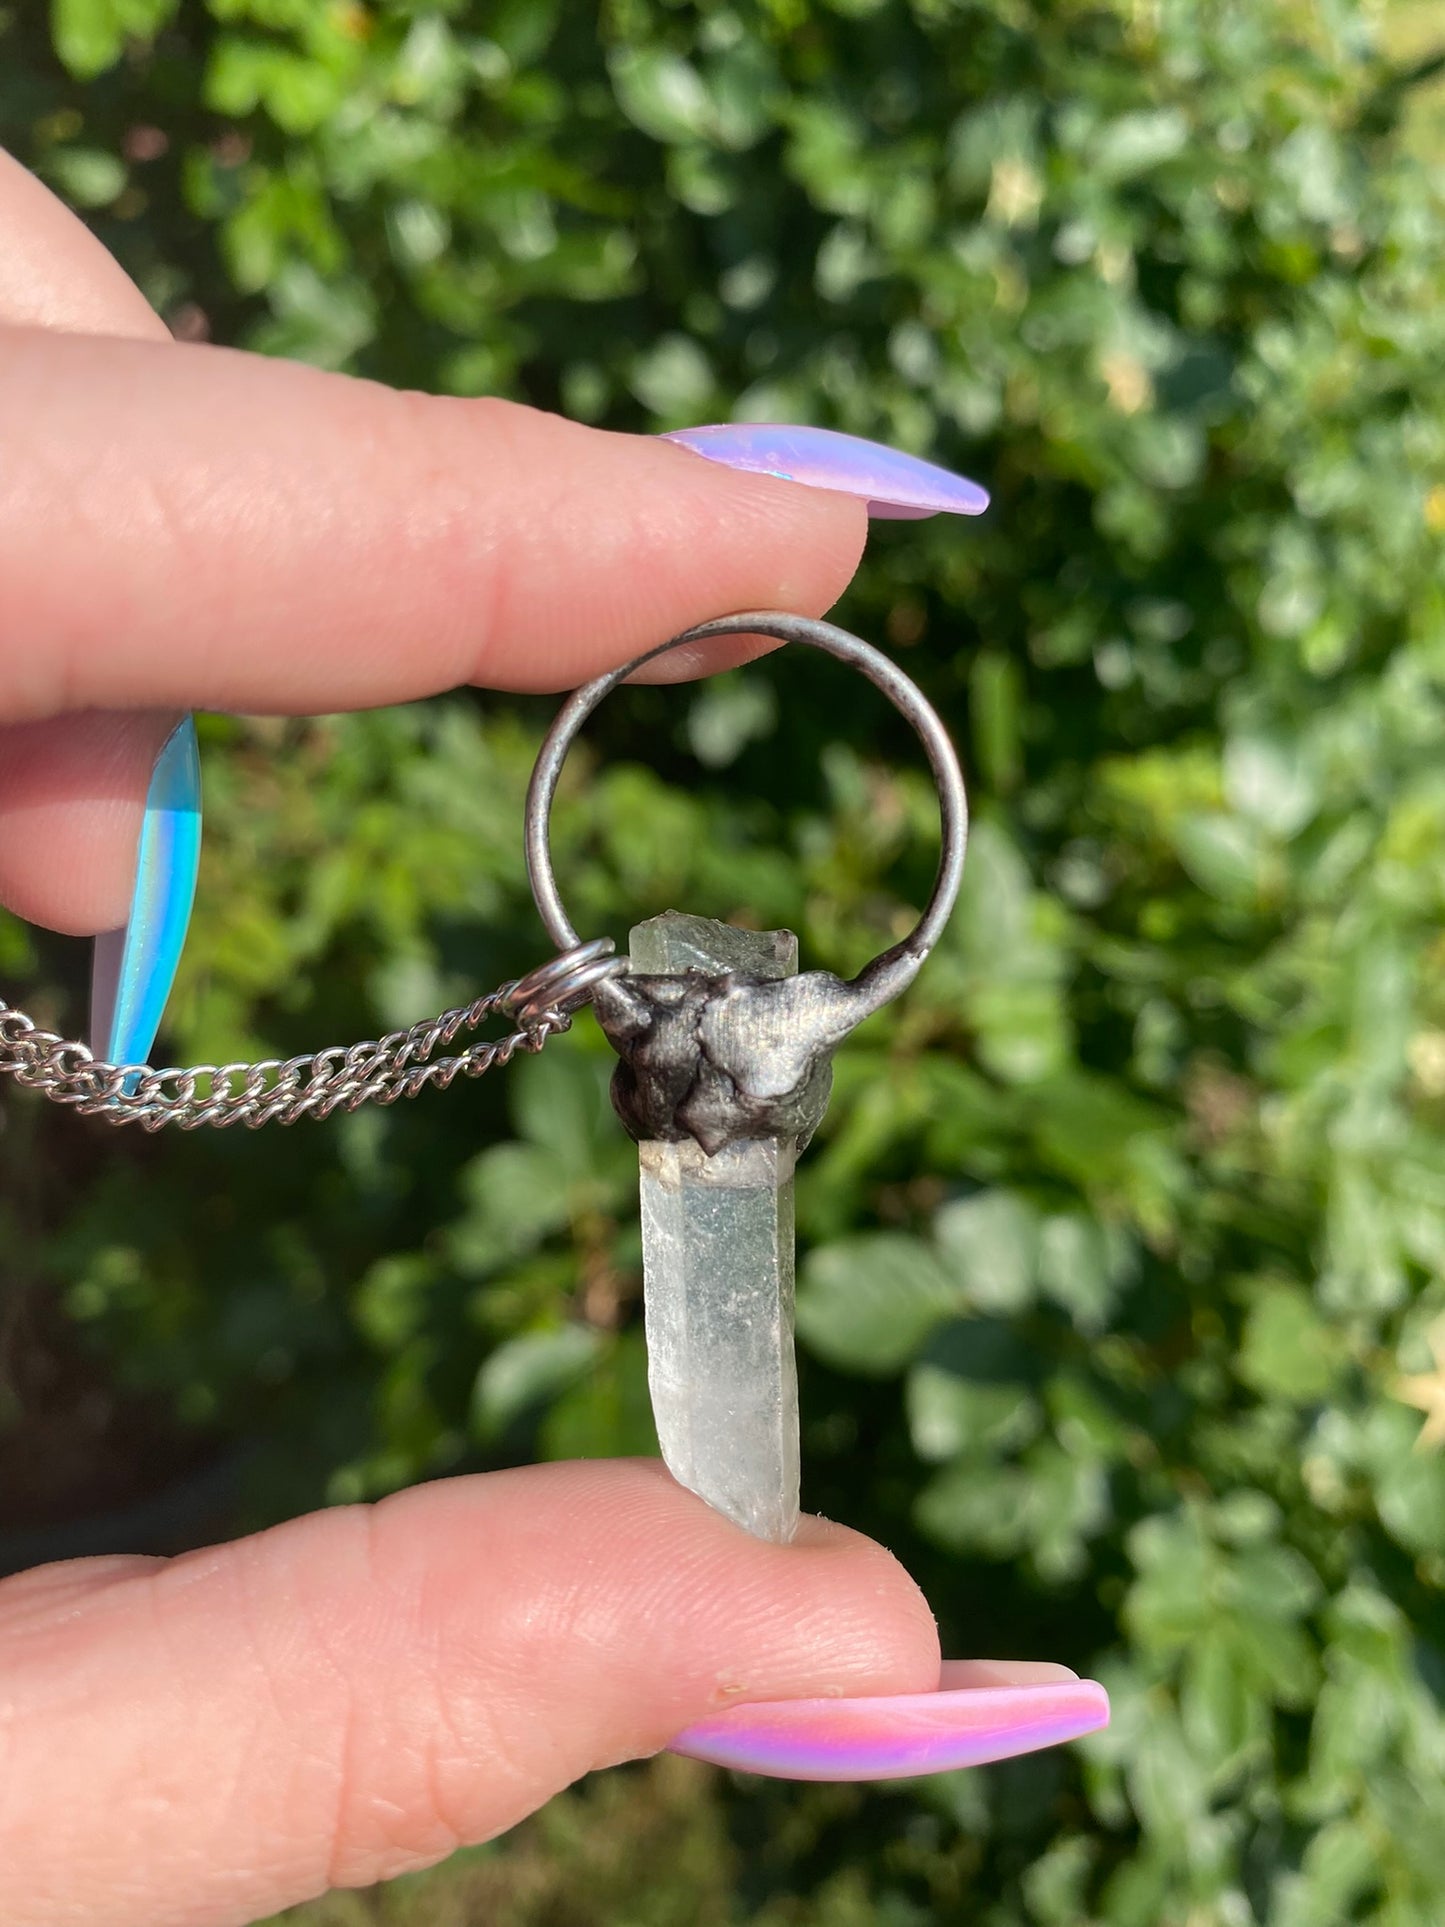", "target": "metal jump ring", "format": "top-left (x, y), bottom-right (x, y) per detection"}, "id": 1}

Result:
top-left (501, 937), bottom-right (625, 1016)
top-left (502, 938), bottom-right (629, 1024)
top-left (524, 612), bottom-right (968, 996)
